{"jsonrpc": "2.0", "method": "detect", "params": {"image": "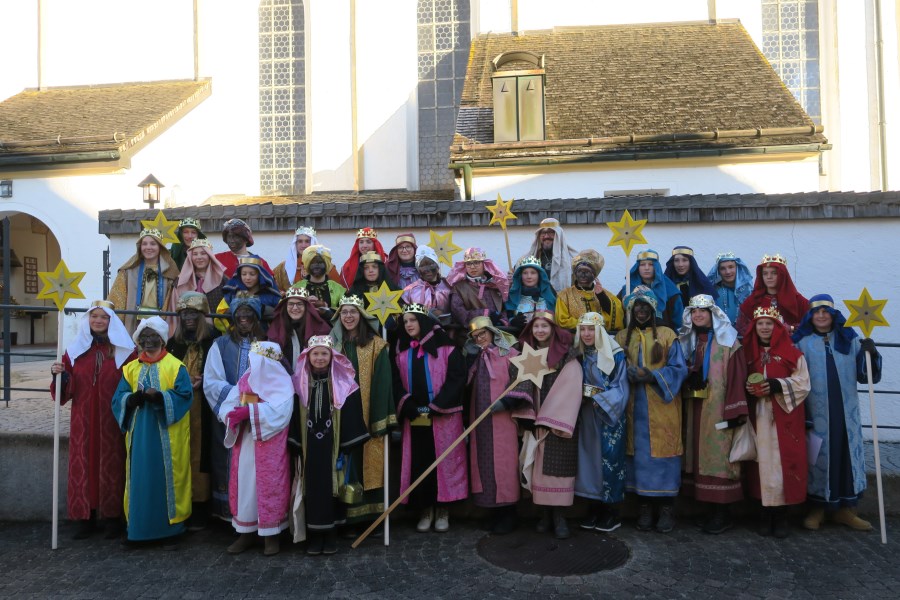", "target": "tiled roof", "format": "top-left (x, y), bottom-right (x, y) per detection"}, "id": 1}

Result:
top-left (200, 189), bottom-right (456, 206)
top-left (0, 79), bottom-right (211, 168)
top-left (451, 21), bottom-right (826, 162)
top-left (98, 191), bottom-right (900, 236)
